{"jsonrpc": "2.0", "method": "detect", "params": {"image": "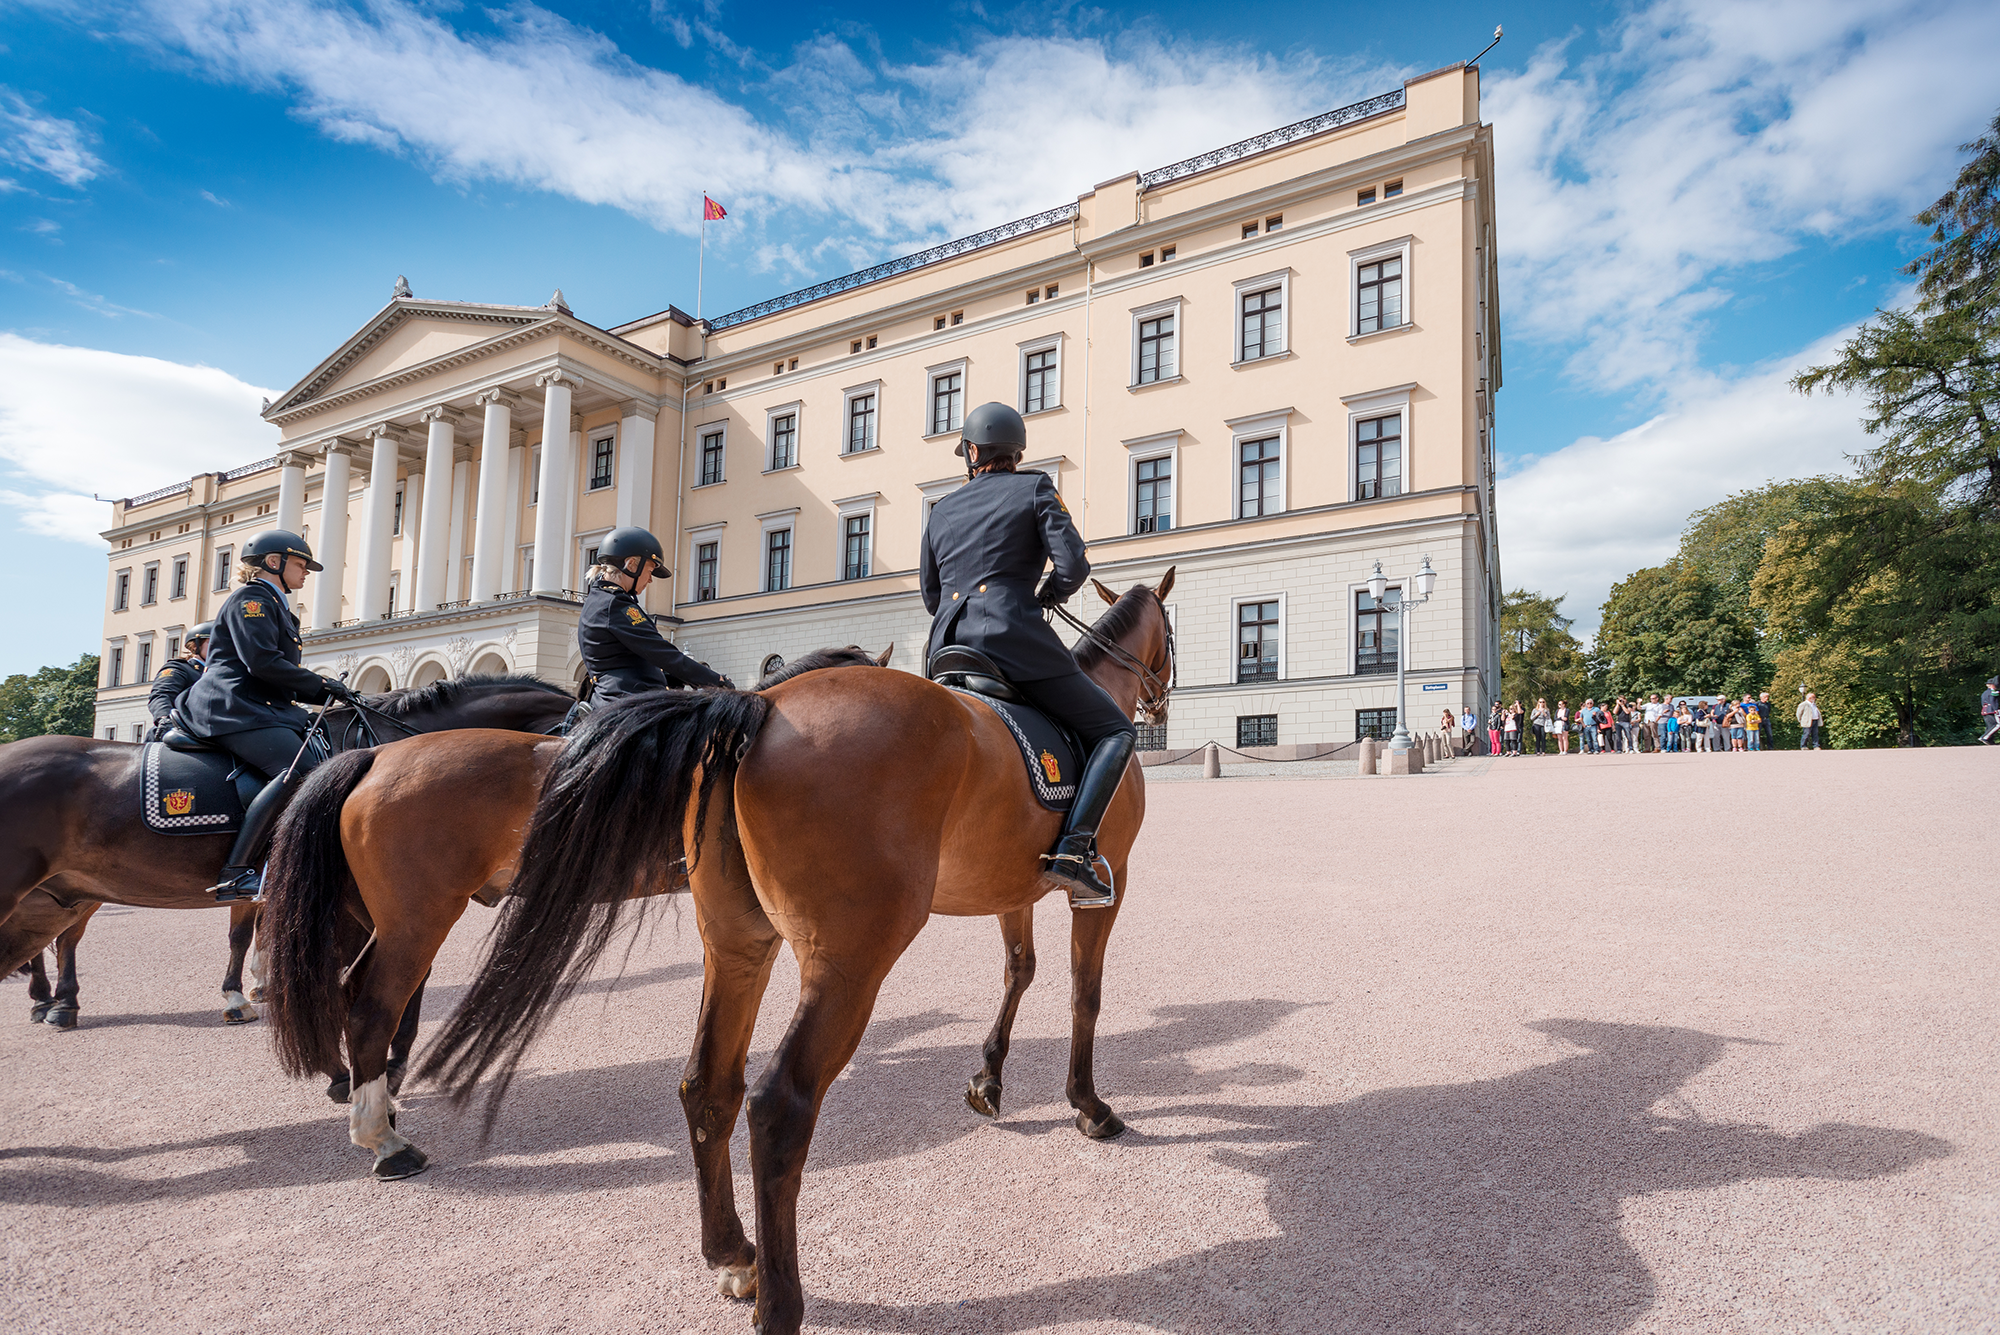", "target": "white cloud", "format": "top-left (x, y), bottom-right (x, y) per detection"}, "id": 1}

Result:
top-left (0, 86), bottom-right (104, 188)
top-left (1496, 327), bottom-right (1873, 637)
top-left (0, 333), bottom-right (278, 544)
